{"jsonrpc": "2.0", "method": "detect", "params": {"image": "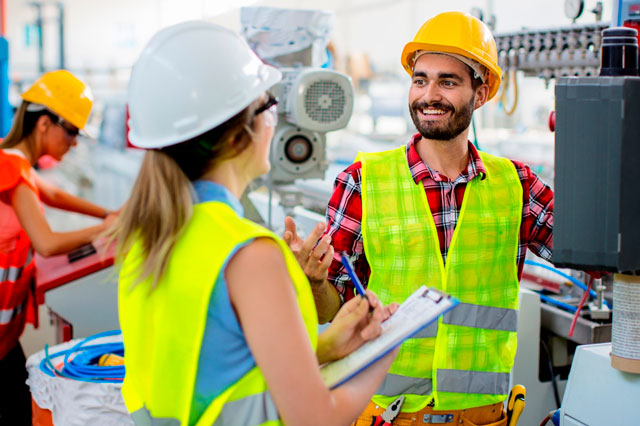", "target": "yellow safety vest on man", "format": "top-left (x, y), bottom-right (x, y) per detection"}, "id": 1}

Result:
top-left (358, 146), bottom-right (522, 412)
top-left (119, 201), bottom-right (318, 426)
